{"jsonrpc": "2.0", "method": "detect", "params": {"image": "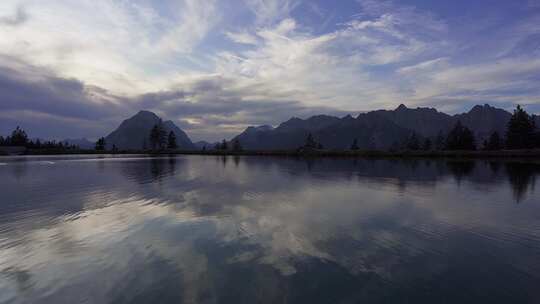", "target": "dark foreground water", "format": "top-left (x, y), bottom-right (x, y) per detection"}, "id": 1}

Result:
top-left (0, 155), bottom-right (539, 304)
